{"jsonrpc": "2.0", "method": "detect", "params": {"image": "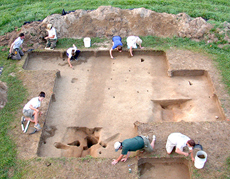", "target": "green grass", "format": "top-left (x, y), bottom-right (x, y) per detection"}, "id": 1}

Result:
top-left (0, 0), bottom-right (230, 35)
top-left (0, 48), bottom-right (27, 178)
